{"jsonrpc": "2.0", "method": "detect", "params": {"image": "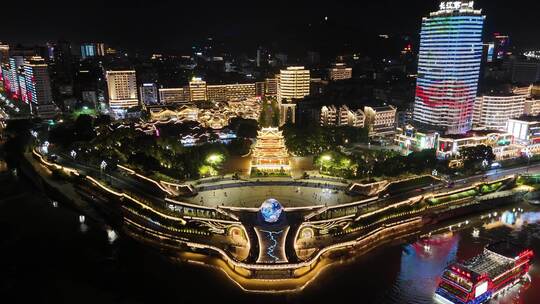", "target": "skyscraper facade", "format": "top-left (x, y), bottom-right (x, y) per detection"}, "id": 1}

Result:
top-left (106, 70), bottom-right (139, 112)
top-left (23, 56), bottom-right (53, 106)
top-left (413, 1), bottom-right (485, 134)
top-left (277, 66), bottom-right (310, 102)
